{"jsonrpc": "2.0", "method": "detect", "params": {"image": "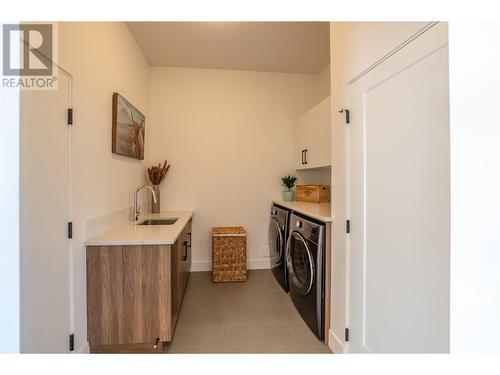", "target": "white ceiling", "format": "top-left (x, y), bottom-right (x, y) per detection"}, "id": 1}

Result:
top-left (127, 22), bottom-right (330, 74)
